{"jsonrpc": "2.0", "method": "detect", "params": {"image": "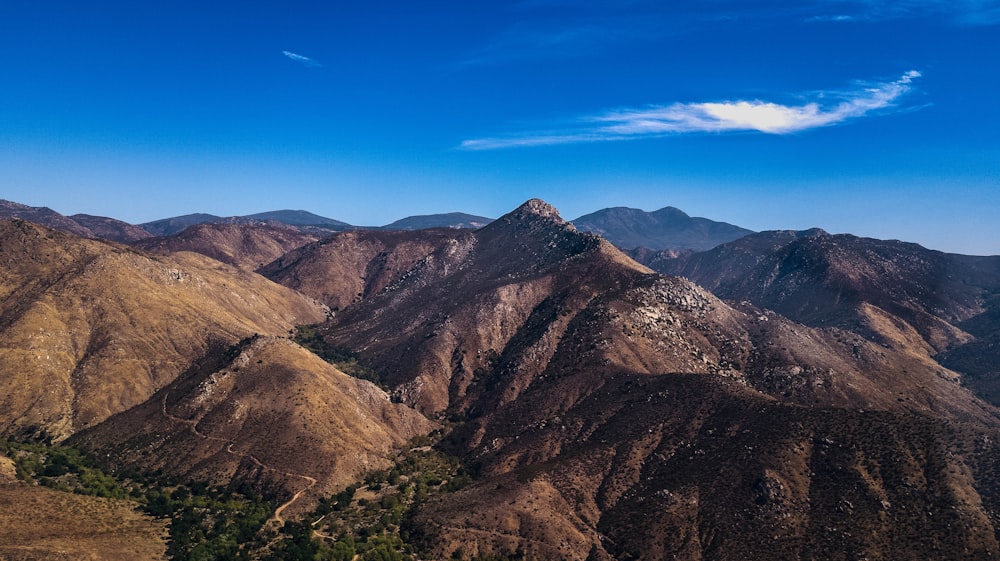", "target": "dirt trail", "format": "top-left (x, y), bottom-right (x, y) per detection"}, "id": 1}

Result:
top-left (160, 391), bottom-right (316, 526)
